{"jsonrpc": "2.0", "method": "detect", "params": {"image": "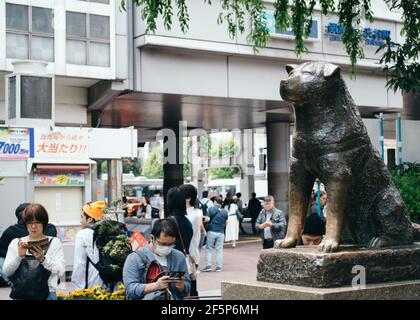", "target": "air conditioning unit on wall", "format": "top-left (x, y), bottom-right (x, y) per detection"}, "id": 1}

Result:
top-left (5, 61), bottom-right (54, 127)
